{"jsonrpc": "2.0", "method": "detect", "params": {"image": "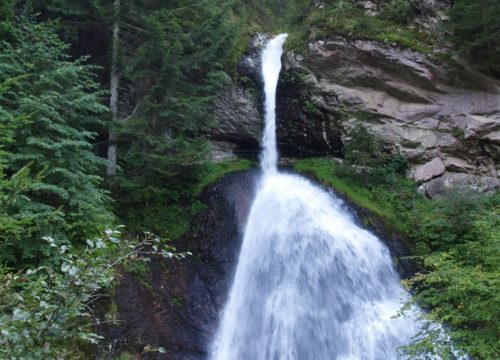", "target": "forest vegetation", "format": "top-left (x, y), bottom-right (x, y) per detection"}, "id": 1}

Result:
top-left (0, 0), bottom-right (498, 358)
